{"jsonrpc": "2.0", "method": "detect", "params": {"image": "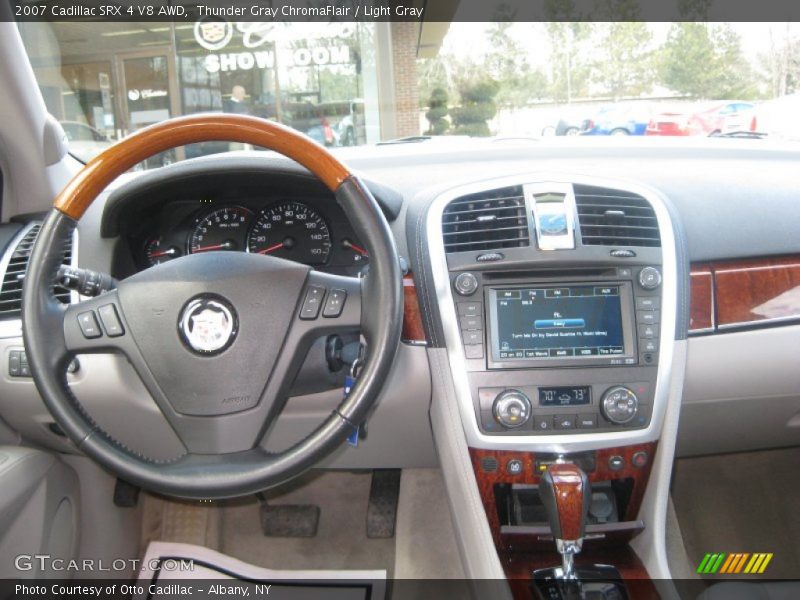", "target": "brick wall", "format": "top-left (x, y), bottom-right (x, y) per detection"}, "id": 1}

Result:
top-left (390, 22), bottom-right (421, 138)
